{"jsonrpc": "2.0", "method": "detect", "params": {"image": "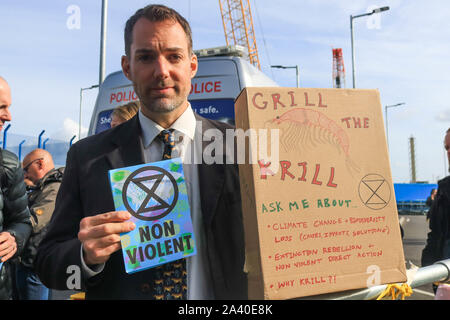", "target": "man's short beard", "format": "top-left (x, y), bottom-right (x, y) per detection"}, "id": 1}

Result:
top-left (133, 83), bottom-right (187, 115)
top-left (144, 100), bottom-right (178, 113)
top-left (141, 96), bottom-right (185, 114)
